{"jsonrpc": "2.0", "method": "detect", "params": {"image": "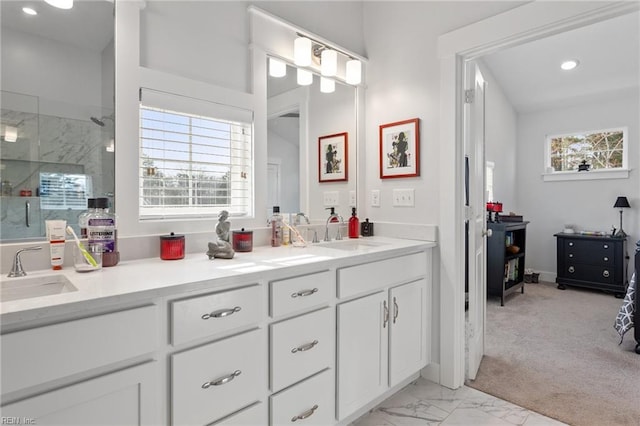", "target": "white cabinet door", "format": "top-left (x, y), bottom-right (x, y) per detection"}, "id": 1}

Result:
top-left (389, 278), bottom-right (429, 387)
top-left (336, 291), bottom-right (388, 420)
top-left (1, 362), bottom-right (158, 425)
